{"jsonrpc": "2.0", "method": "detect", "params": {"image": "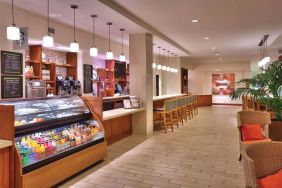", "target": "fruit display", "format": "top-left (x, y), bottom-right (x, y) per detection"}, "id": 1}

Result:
top-left (15, 117), bottom-right (46, 126)
top-left (15, 120), bottom-right (103, 166)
